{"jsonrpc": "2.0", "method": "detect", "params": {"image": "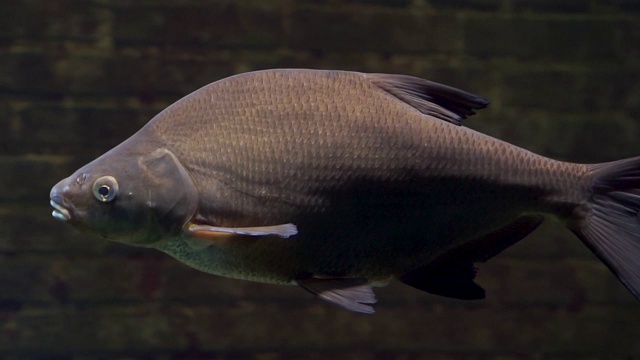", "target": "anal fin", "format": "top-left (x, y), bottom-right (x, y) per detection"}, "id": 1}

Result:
top-left (297, 277), bottom-right (377, 314)
top-left (399, 215), bottom-right (544, 300)
top-left (399, 261), bottom-right (485, 300)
